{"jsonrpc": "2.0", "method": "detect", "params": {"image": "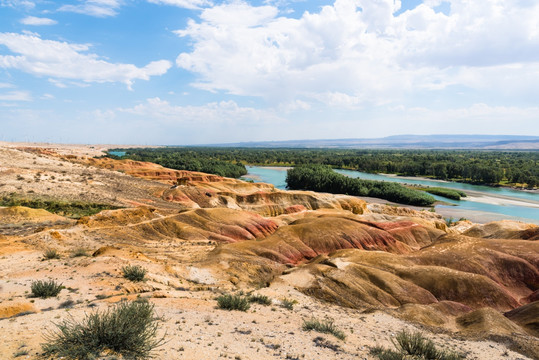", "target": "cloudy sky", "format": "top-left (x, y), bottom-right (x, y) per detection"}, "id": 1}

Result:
top-left (1, 0), bottom-right (538, 144)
